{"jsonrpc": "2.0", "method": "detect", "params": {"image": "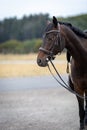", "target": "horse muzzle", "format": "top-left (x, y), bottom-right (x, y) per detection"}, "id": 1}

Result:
top-left (37, 57), bottom-right (48, 67)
